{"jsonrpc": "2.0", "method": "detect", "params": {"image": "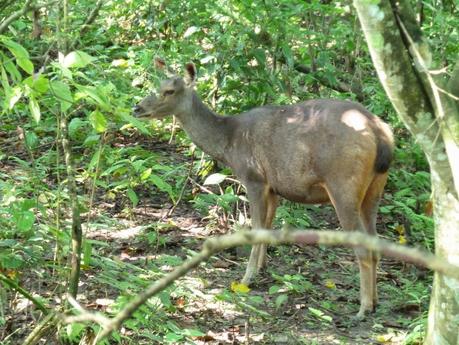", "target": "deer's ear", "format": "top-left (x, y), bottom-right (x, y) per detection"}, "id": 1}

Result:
top-left (184, 63), bottom-right (196, 86)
